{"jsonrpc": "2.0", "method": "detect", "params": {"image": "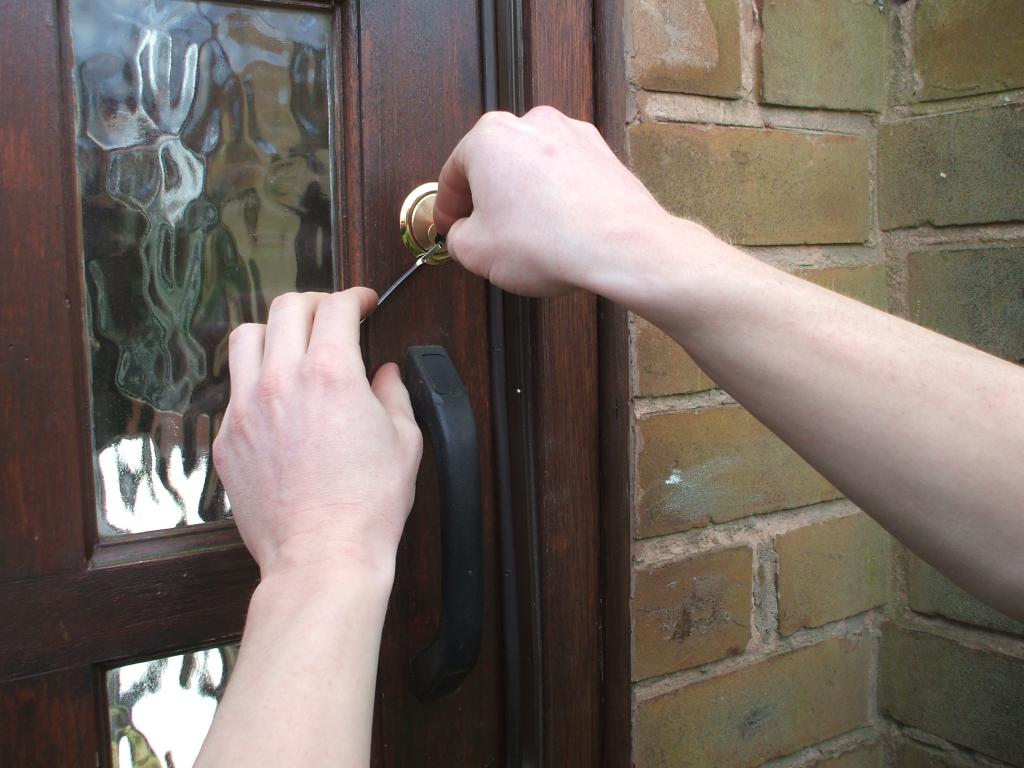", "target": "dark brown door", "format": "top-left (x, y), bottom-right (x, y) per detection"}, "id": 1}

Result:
top-left (1, 1), bottom-right (607, 765)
